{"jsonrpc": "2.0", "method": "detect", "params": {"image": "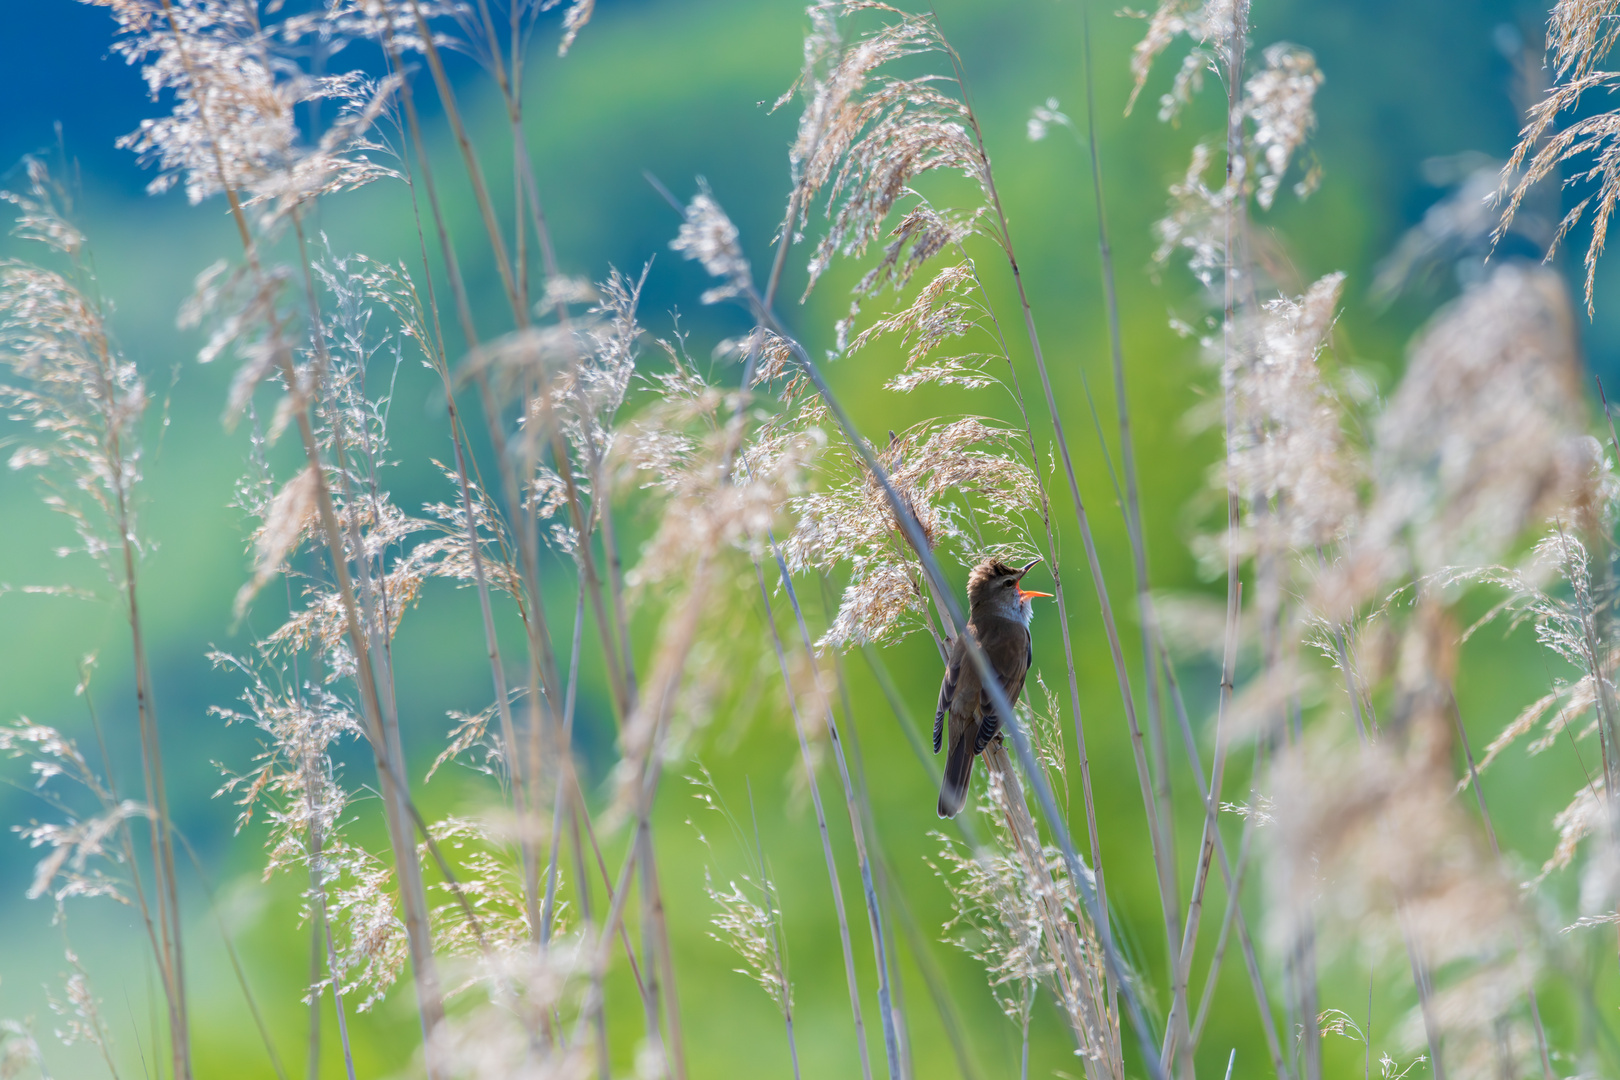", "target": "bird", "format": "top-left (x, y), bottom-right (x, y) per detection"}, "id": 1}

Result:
top-left (933, 557), bottom-right (1051, 818)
